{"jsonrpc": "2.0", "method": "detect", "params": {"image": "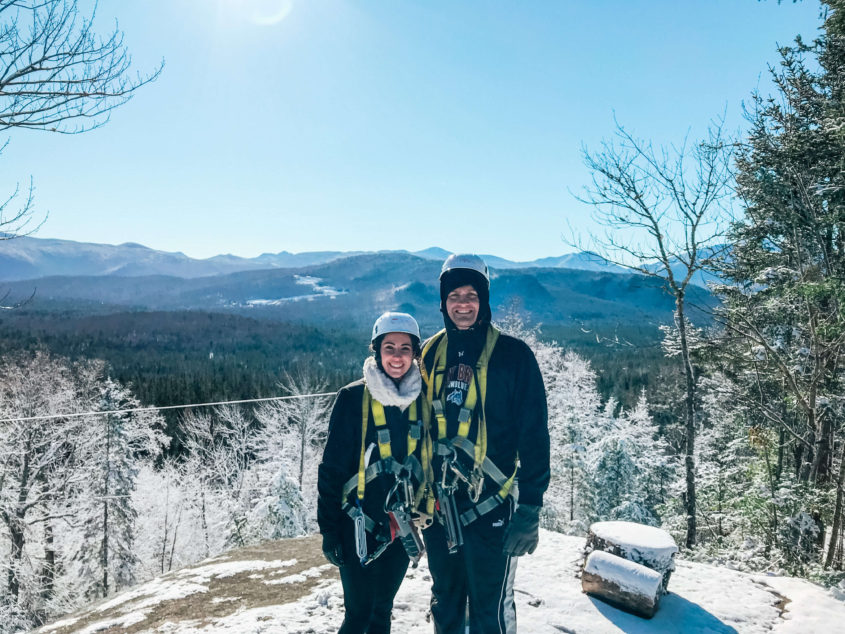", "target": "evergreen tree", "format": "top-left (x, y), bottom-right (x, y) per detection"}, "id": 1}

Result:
top-left (72, 377), bottom-right (167, 599)
top-left (498, 310), bottom-right (614, 532)
top-left (714, 0), bottom-right (845, 567)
